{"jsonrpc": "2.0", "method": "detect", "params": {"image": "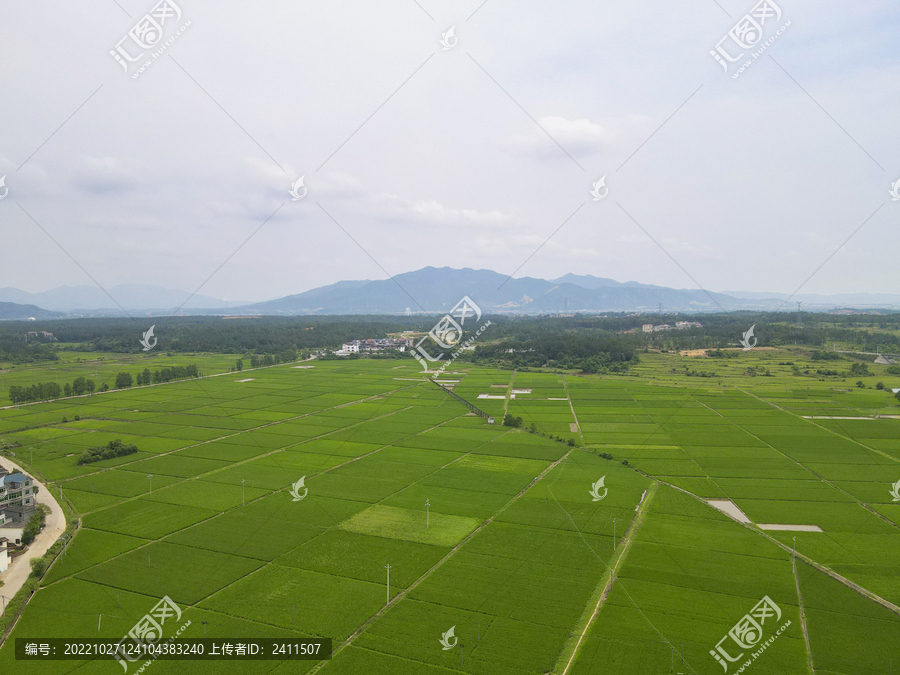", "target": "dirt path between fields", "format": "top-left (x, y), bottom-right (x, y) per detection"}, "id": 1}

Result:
top-left (557, 482), bottom-right (659, 675)
top-left (792, 554), bottom-right (816, 674)
top-left (561, 376), bottom-right (583, 445)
